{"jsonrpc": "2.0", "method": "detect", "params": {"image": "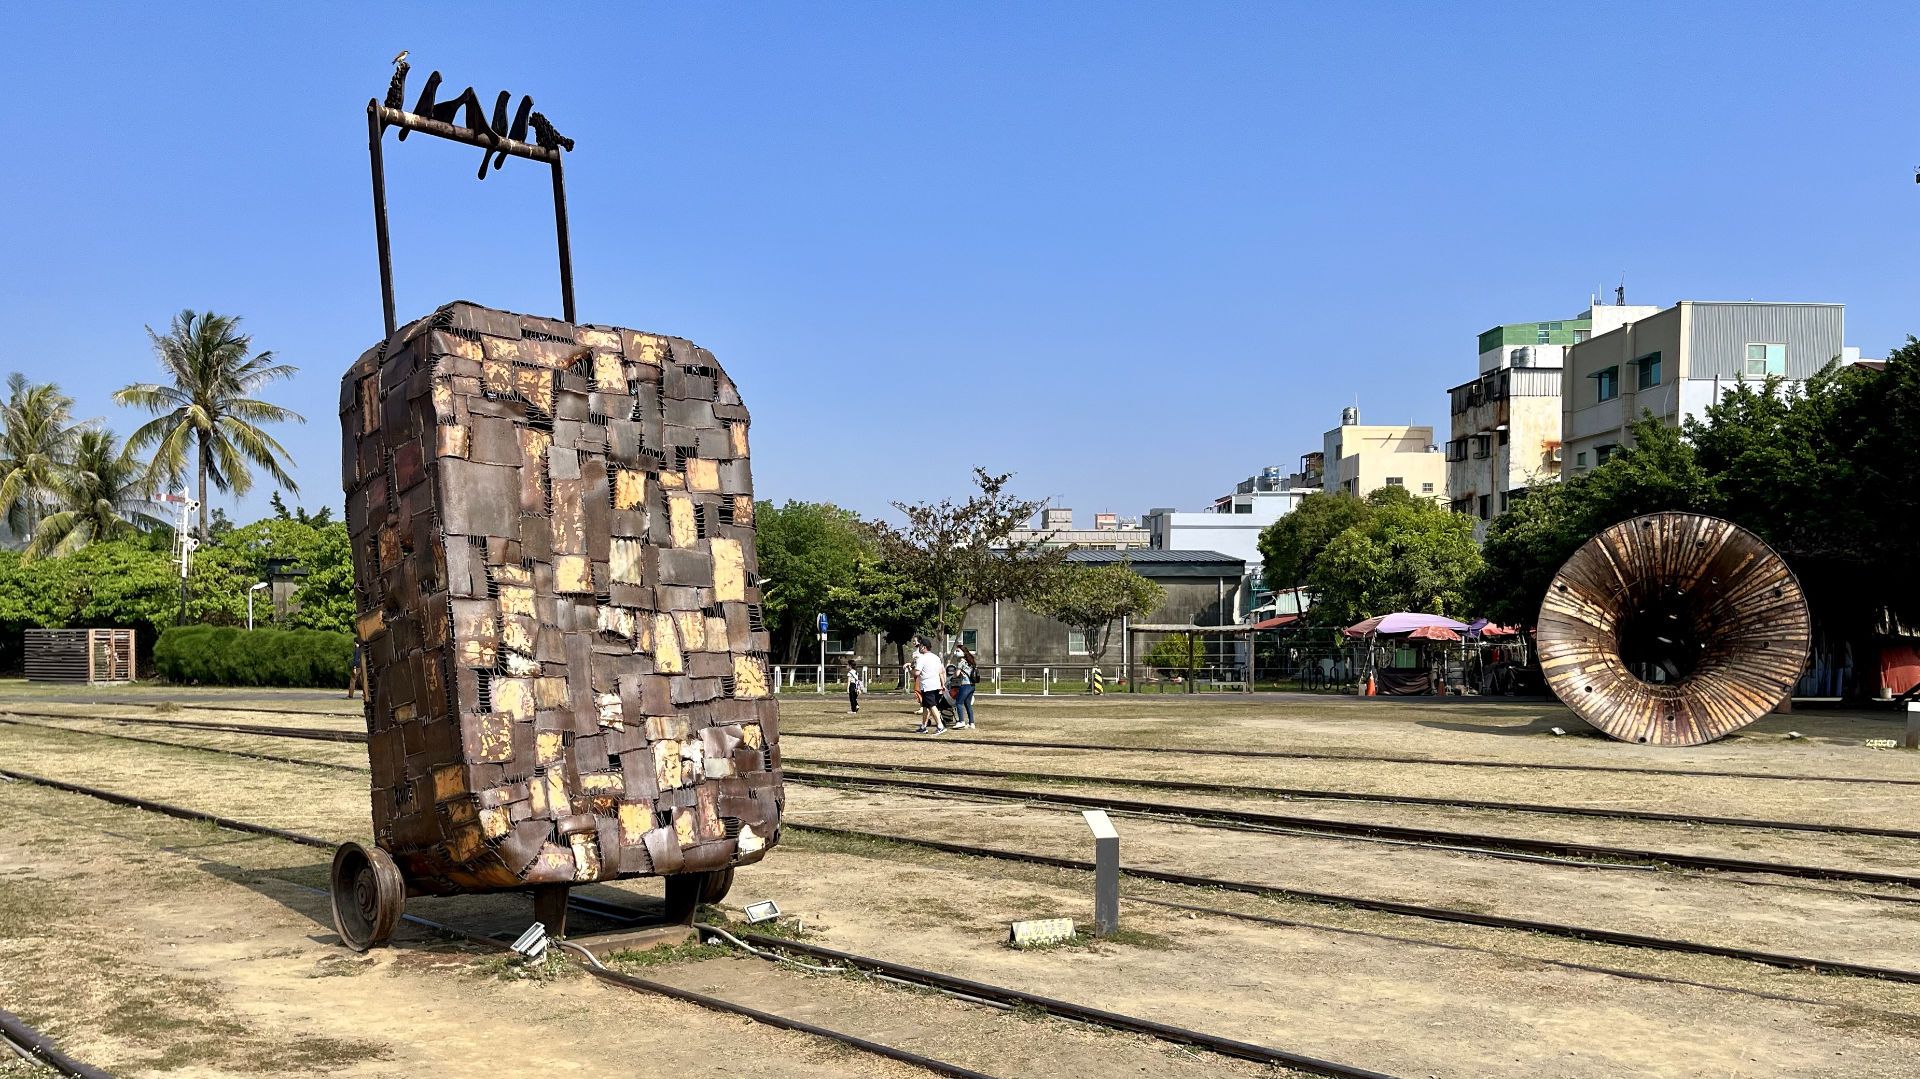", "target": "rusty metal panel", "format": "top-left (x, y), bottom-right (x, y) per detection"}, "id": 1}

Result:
top-left (340, 301), bottom-right (782, 895)
top-left (1538, 512), bottom-right (1811, 747)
